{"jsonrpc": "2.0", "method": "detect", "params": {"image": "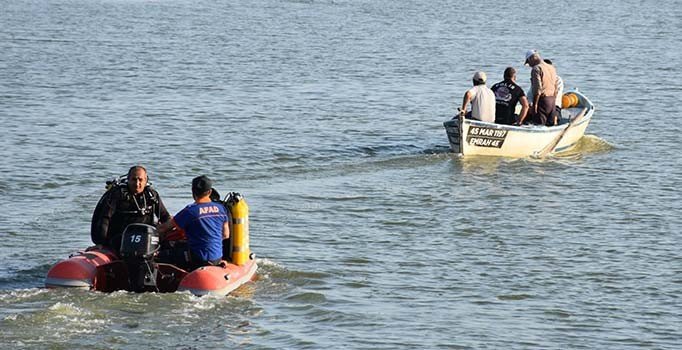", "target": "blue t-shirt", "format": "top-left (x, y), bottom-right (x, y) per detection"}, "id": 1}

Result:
top-left (173, 201), bottom-right (227, 261)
